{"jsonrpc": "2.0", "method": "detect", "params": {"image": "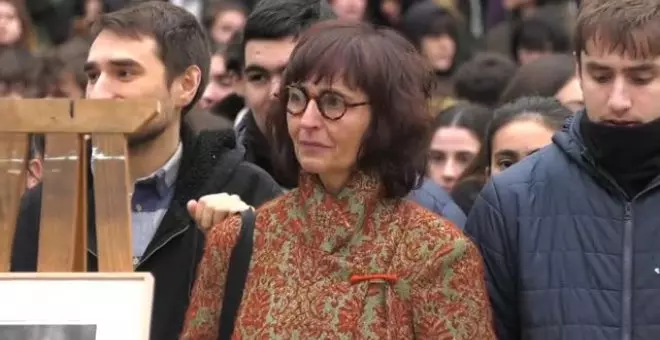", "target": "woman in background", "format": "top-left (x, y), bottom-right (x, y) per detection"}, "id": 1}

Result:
top-left (427, 101), bottom-right (491, 193)
top-left (452, 96), bottom-right (571, 214)
top-left (183, 20), bottom-right (495, 339)
top-left (0, 0), bottom-right (37, 50)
